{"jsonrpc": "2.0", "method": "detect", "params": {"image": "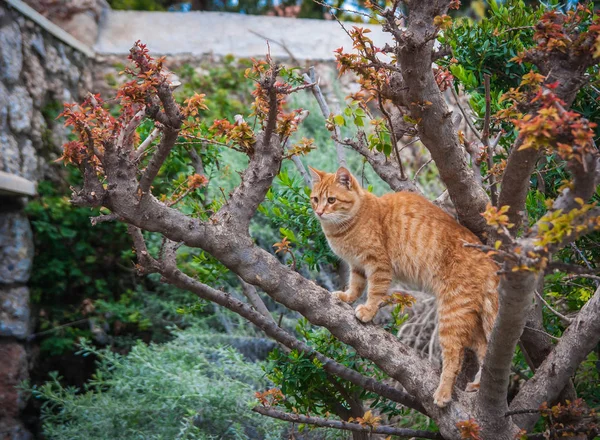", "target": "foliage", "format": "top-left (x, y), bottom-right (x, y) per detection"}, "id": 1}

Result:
top-left (31, 329), bottom-right (286, 439)
top-left (108, 0), bottom-right (167, 10)
top-left (259, 170), bottom-right (336, 271)
top-left (265, 319), bottom-right (412, 420)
